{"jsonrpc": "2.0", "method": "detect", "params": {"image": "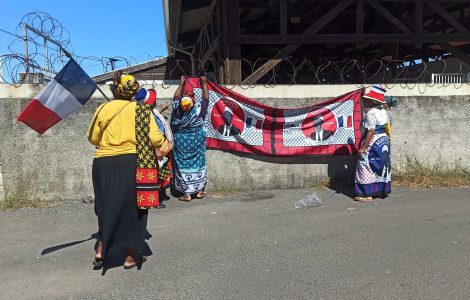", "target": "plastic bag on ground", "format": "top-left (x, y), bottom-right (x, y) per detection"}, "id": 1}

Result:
top-left (294, 192), bottom-right (322, 209)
